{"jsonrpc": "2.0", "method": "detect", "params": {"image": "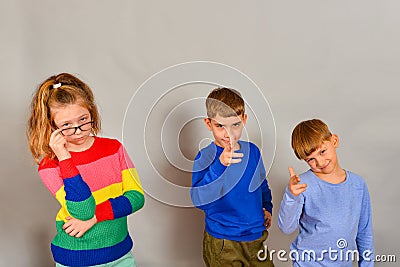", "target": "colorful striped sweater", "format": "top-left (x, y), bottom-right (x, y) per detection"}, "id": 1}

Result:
top-left (38, 137), bottom-right (145, 266)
